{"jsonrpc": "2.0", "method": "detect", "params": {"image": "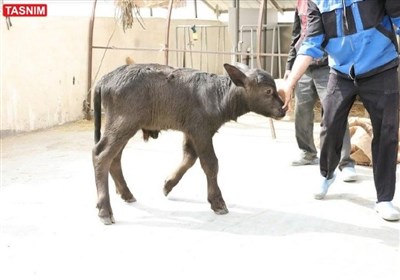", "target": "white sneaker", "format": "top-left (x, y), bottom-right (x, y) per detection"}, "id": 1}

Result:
top-left (341, 166), bottom-right (357, 182)
top-left (291, 156), bottom-right (319, 166)
top-left (375, 201), bottom-right (400, 221)
top-left (314, 174), bottom-right (336, 200)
